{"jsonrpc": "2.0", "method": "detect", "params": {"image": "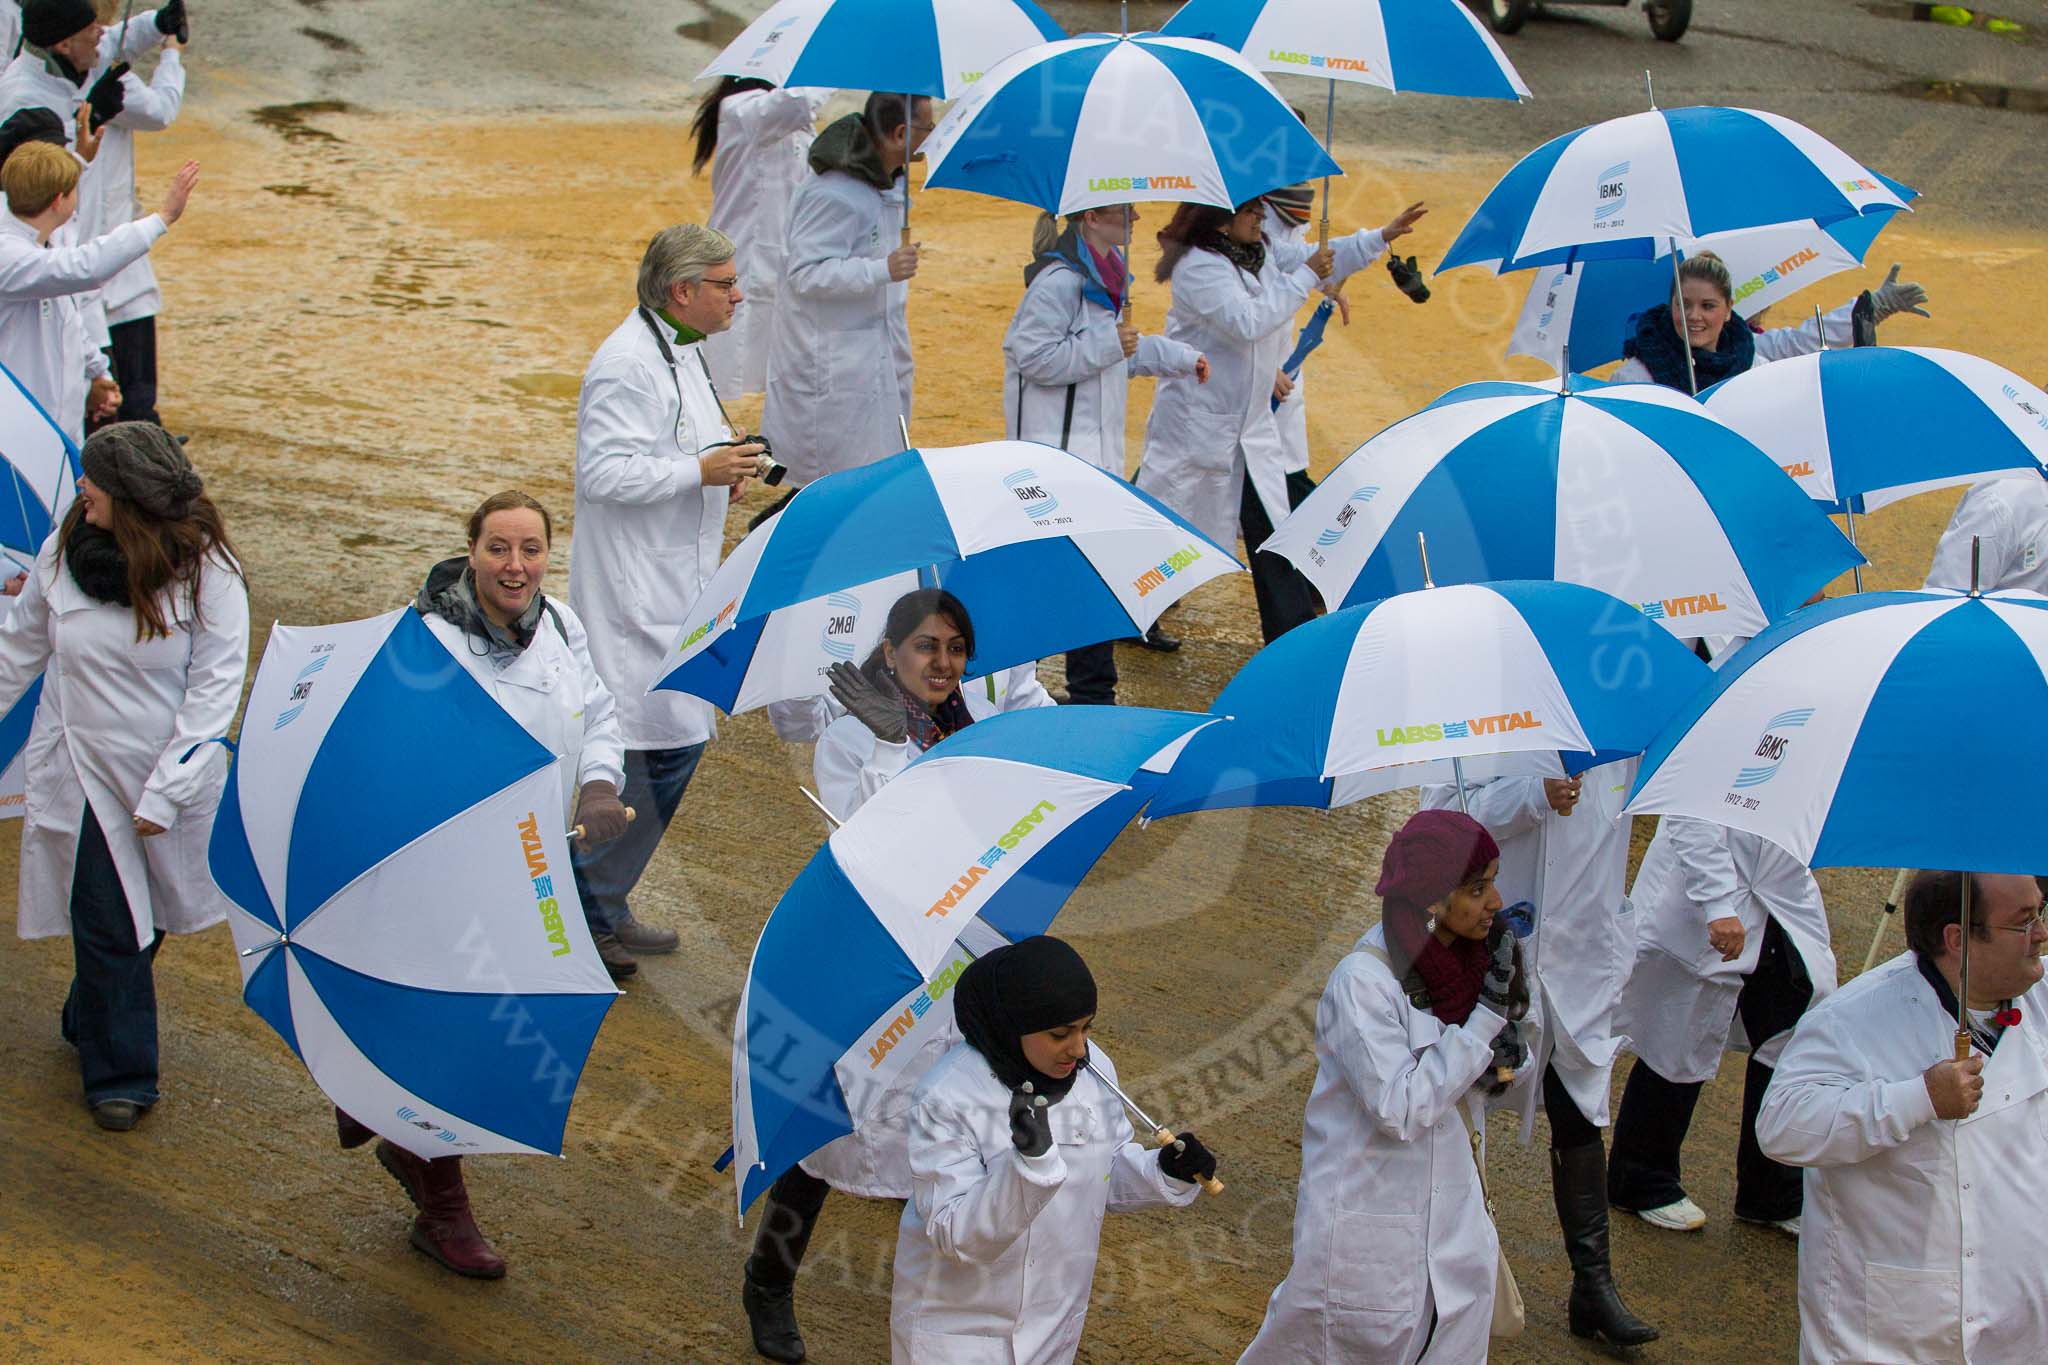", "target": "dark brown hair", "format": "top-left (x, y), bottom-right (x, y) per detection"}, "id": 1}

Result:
top-left (61, 489), bottom-right (243, 642)
top-left (1153, 201), bottom-right (1239, 283)
top-left (690, 76), bottom-right (776, 176)
top-left (1903, 869), bottom-right (1992, 959)
top-left (861, 588), bottom-right (975, 675)
top-left (467, 490), bottom-right (554, 546)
